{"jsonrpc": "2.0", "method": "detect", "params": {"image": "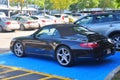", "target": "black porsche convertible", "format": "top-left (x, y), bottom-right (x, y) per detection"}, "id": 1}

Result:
top-left (10, 24), bottom-right (115, 66)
